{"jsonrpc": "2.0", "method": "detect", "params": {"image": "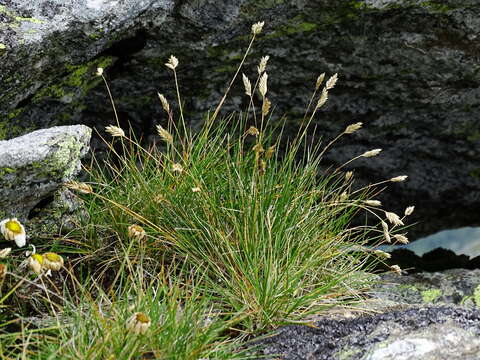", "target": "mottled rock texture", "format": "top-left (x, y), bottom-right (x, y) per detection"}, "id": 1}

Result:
top-left (0, 125), bottom-right (91, 220)
top-left (1, 0), bottom-right (479, 237)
